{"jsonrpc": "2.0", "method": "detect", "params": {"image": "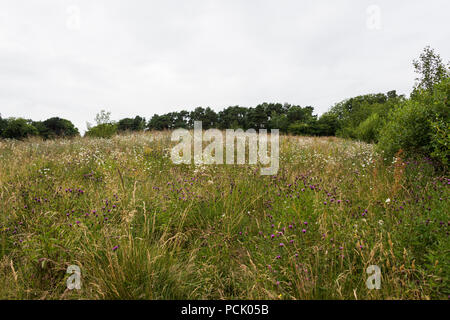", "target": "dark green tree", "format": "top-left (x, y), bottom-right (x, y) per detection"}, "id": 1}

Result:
top-left (35, 117), bottom-right (79, 139)
top-left (117, 116), bottom-right (146, 131)
top-left (2, 118), bottom-right (38, 139)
